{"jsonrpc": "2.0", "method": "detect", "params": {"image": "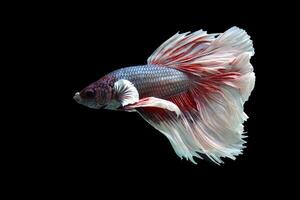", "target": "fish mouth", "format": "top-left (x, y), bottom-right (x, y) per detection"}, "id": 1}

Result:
top-left (74, 92), bottom-right (105, 109)
top-left (73, 92), bottom-right (81, 103)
